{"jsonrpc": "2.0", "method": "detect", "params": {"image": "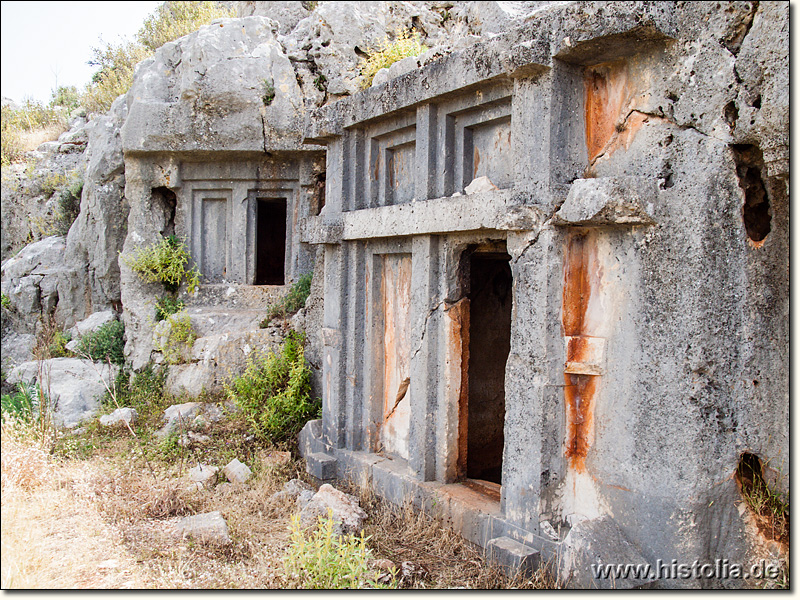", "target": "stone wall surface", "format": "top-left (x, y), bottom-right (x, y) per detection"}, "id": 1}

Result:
top-left (297, 0), bottom-right (788, 588)
top-left (0, 1), bottom-right (789, 588)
